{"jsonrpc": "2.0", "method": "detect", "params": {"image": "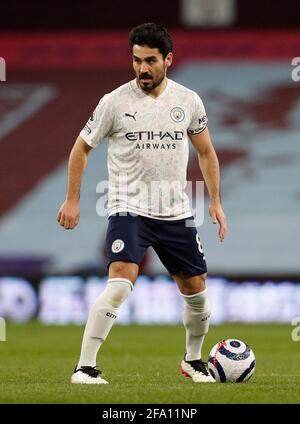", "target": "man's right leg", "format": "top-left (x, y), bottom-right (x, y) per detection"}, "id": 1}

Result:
top-left (71, 261), bottom-right (138, 384)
